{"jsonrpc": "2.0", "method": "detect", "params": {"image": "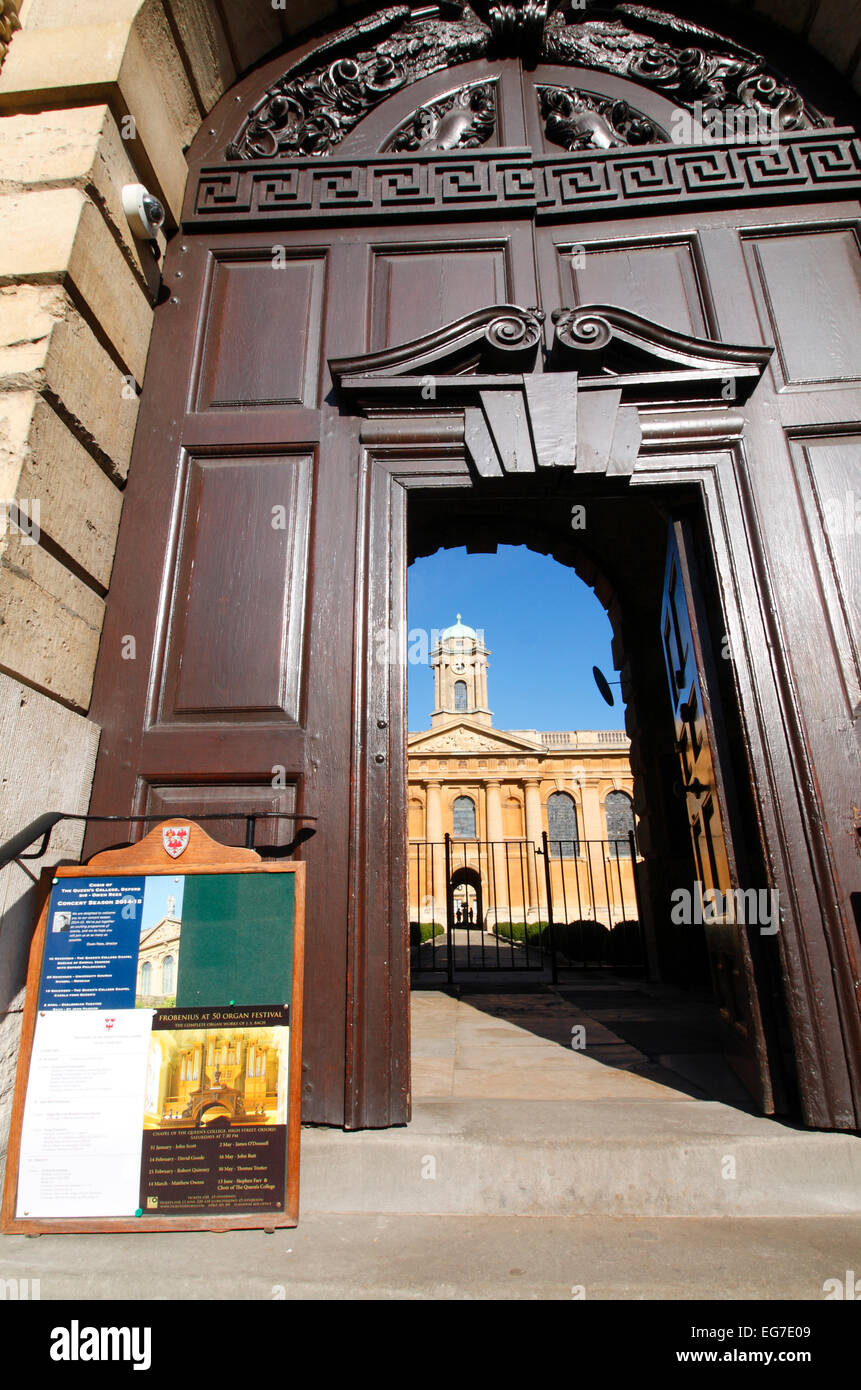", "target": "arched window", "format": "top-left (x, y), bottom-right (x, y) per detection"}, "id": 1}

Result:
top-left (161, 955), bottom-right (175, 995)
top-left (452, 795), bottom-right (476, 838)
top-left (605, 791), bottom-right (635, 856)
top-left (547, 792), bottom-right (578, 858)
top-left (140, 960), bottom-right (152, 995)
top-left (454, 680), bottom-right (468, 711)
